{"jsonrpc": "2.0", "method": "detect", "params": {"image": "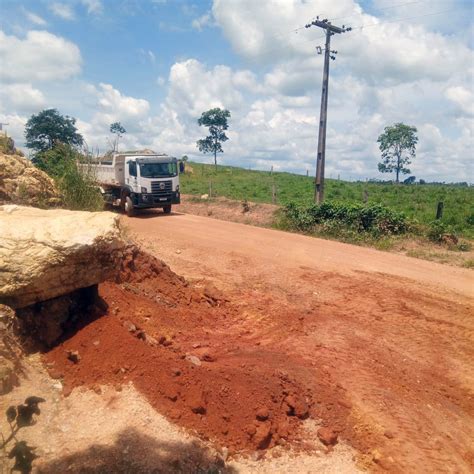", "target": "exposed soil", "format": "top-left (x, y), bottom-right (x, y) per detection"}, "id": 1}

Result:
top-left (120, 212), bottom-right (474, 472)
top-left (40, 231), bottom-right (474, 472)
top-left (43, 248), bottom-right (317, 455)
top-left (176, 194), bottom-right (279, 228)
top-left (175, 194), bottom-right (474, 269)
